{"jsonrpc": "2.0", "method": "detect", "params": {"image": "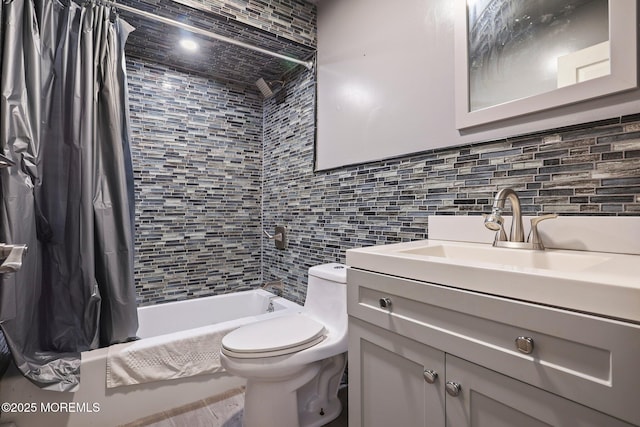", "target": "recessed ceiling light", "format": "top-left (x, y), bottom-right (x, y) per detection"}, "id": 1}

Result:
top-left (180, 39), bottom-right (198, 51)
